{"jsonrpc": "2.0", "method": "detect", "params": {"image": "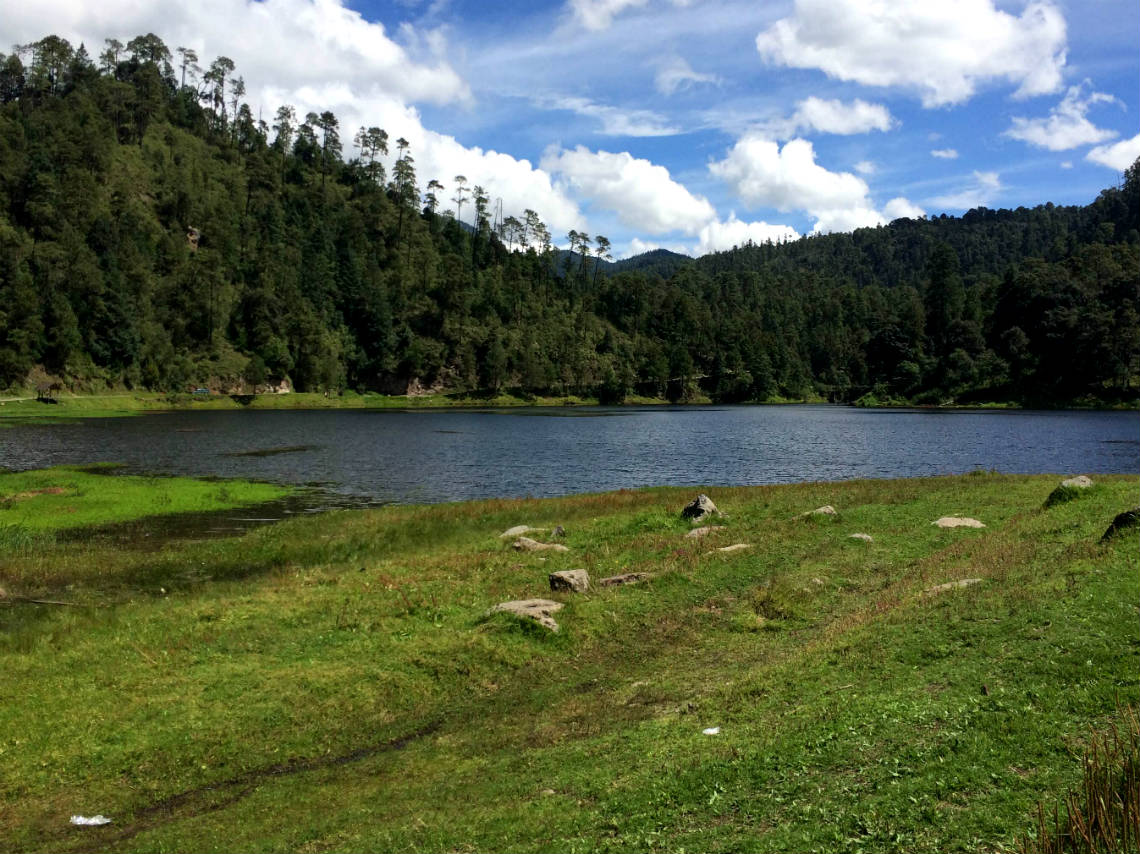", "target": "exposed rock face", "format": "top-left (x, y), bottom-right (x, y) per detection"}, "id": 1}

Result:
top-left (924, 578), bottom-right (983, 595)
top-left (803, 505), bottom-right (837, 517)
top-left (597, 572), bottom-right (651, 587)
top-left (681, 494), bottom-right (718, 522)
top-left (487, 599), bottom-right (564, 632)
top-left (513, 537), bottom-right (570, 553)
top-left (1101, 508), bottom-right (1140, 543)
top-left (1061, 475), bottom-right (1093, 489)
top-left (848, 533), bottom-right (873, 542)
top-left (685, 525), bottom-right (726, 539)
top-left (932, 517), bottom-right (986, 529)
top-left (549, 569), bottom-right (590, 593)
